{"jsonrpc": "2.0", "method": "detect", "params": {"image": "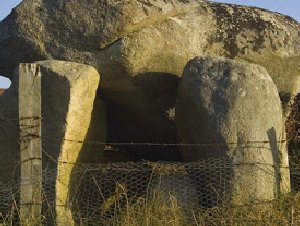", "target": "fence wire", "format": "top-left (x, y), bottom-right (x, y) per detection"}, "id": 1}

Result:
top-left (43, 157), bottom-right (234, 225)
top-left (0, 155), bottom-right (297, 225)
top-left (0, 95), bottom-right (300, 225)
